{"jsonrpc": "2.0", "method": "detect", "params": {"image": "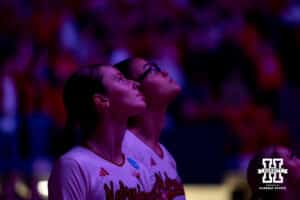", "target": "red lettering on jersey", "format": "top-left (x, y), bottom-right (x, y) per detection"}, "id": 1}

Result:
top-left (99, 167), bottom-right (109, 177)
top-left (150, 172), bottom-right (185, 199)
top-left (104, 180), bottom-right (150, 200)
